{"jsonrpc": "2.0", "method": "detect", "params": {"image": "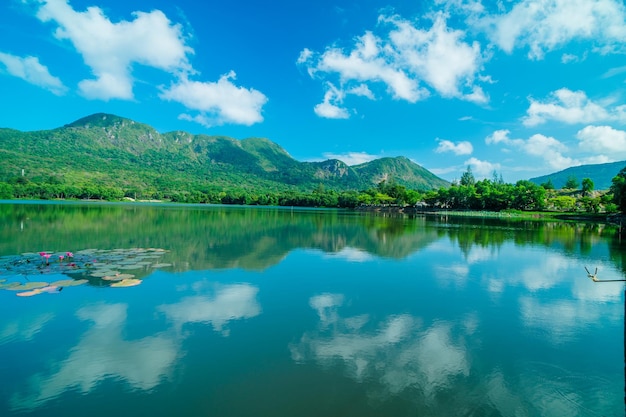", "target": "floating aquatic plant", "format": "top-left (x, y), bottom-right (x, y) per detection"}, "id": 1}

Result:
top-left (5, 282), bottom-right (50, 291)
top-left (16, 285), bottom-right (62, 297)
top-left (0, 247), bottom-right (171, 295)
top-left (110, 278), bottom-right (142, 288)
